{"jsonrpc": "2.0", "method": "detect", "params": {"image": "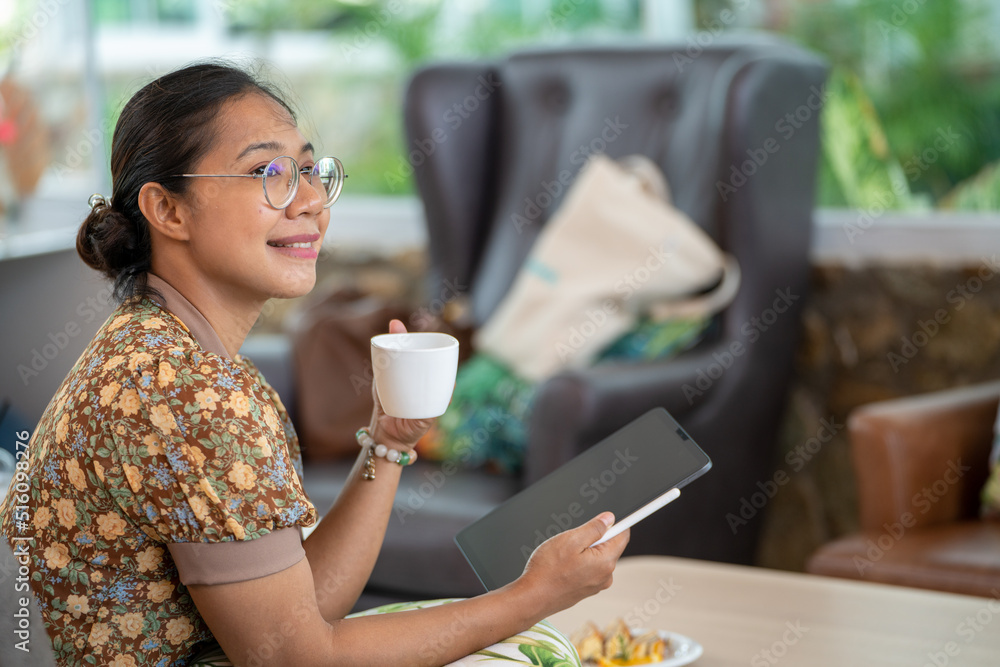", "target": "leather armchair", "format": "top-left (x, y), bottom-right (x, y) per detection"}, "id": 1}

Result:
top-left (807, 381), bottom-right (1000, 597)
top-left (264, 38), bottom-right (828, 606)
